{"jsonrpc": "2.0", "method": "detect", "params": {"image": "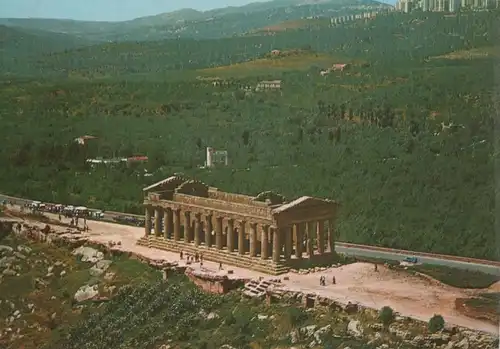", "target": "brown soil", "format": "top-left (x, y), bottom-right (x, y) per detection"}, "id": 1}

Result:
top-left (455, 297), bottom-right (499, 325)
